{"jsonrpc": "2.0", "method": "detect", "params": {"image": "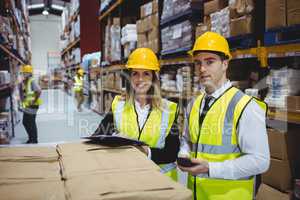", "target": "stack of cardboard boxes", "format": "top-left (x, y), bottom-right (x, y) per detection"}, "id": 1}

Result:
top-left (104, 18), bottom-right (122, 62)
top-left (176, 66), bottom-right (192, 94)
top-left (266, 0), bottom-right (300, 30)
top-left (0, 143), bottom-right (192, 199)
top-left (160, 0), bottom-right (202, 53)
top-left (197, 0), bottom-right (254, 38)
top-left (265, 68), bottom-right (300, 108)
top-left (229, 0), bottom-right (254, 37)
top-left (121, 24), bottom-right (137, 58)
top-left (161, 20), bottom-right (194, 53)
top-left (257, 127), bottom-right (300, 199)
top-left (137, 0), bottom-right (159, 53)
